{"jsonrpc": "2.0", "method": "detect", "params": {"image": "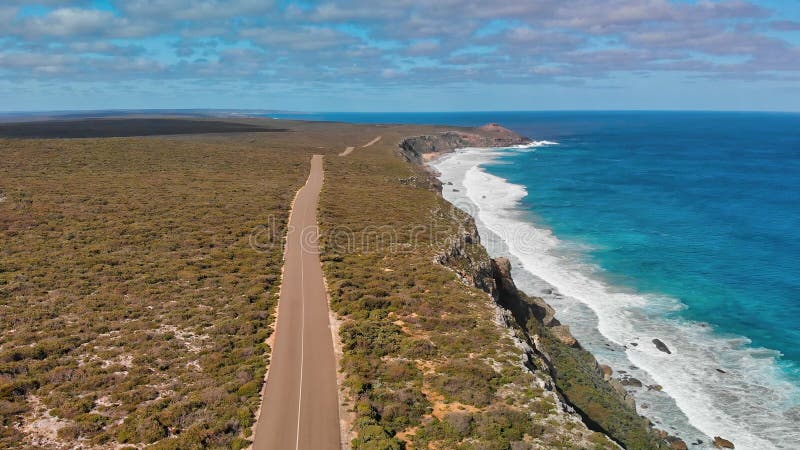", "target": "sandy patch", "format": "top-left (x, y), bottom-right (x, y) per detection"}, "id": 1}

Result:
top-left (339, 146), bottom-right (355, 156)
top-left (395, 426), bottom-right (419, 447)
top-left (423, 387), bottom-right (479, 420)
top-left (421, 152), bottom-right (442, 162)
top-left (394, 386), bottom-right (479, 448)
top-left (101, 353), bottom-right (133, 369)
top-left (16, 396), bottom-right (69, 448)
top-left (157, 324), bottom-right (209, 353)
